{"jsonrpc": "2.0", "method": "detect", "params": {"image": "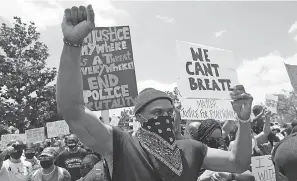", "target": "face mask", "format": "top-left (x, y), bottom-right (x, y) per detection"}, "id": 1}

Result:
top-left (25, 153), bottom-right (35, 159)
top-left (10, 151), bottom-right (23, 160)
top-left (68, 144), bottom-right (77, 150)
top-left (205, 137), bottom-right (222, 149)
top-left (136, 115), bottom-right (183, 176)
top-left (141, 115), bottom-right (176, 144)
top-left (40, 160), bottom-right (53, 169)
